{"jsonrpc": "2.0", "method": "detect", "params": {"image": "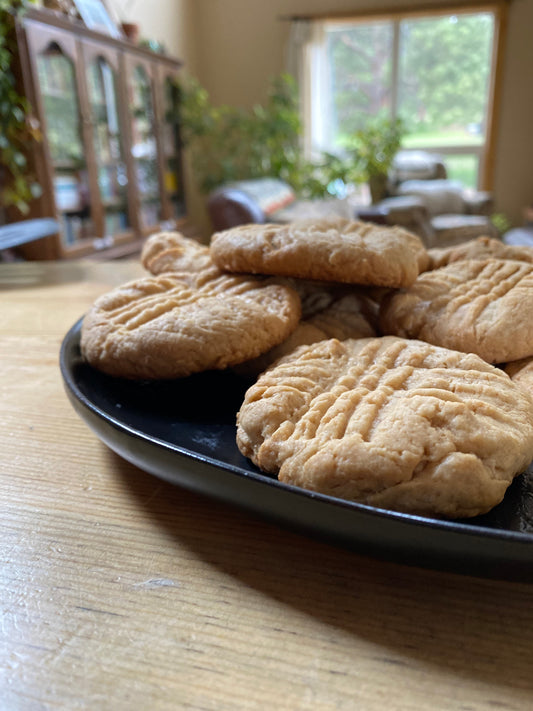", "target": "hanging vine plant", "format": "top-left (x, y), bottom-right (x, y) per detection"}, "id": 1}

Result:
top-left (0, 0), bottom-right (42, 215)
